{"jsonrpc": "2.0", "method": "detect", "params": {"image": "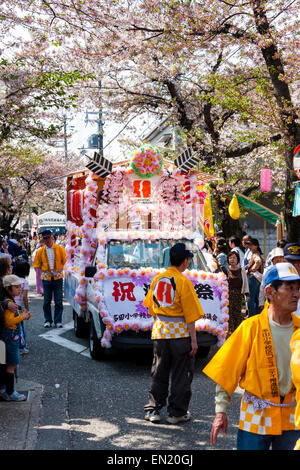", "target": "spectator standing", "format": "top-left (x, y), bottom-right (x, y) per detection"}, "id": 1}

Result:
top-left (0, 237), bottom-right (11, 260)
top-left (226, 250), bottom-right (249, 336)
top-left (32, 234), bottom-right (44, 295)
top-left (241, 235), bottom-right (252, 269)
top-left (204, 262), bottom-right (300, 450)
top-left (246, 238), bottom-right (264, 316)
top-left (143, 243), bottom-right (204, 424)
top-left (284, 243), bottom-right (300, 316)
top-left (258, 247), bottom-right (285, 311)
top-left (33, 230), bottom-right (66, 328)
top-left (14, 261), bottom-right (31, 355)
top-left (0, 257), bottom-right (15, 394)
top-left (228, 236), bottom-right (244, 267)
top-left (214, 238), bottom-right (229, 276)
top-left (0, 274), bottom-right (31, 401)
top-left (7, 236), bottom-right (26, 272)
